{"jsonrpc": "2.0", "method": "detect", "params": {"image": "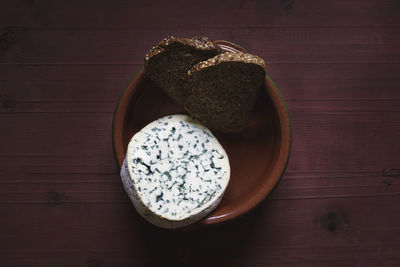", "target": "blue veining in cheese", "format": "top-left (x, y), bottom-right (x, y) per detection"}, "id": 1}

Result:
top-left (120, 114), bottom-right (230, 228)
